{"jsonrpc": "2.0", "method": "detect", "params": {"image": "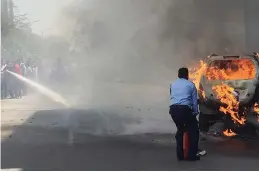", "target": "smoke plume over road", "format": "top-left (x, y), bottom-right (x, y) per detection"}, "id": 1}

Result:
top-left (54, 0), bottom-right (257, 107)
top-left (40, 0), bottom-right (259, 134)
